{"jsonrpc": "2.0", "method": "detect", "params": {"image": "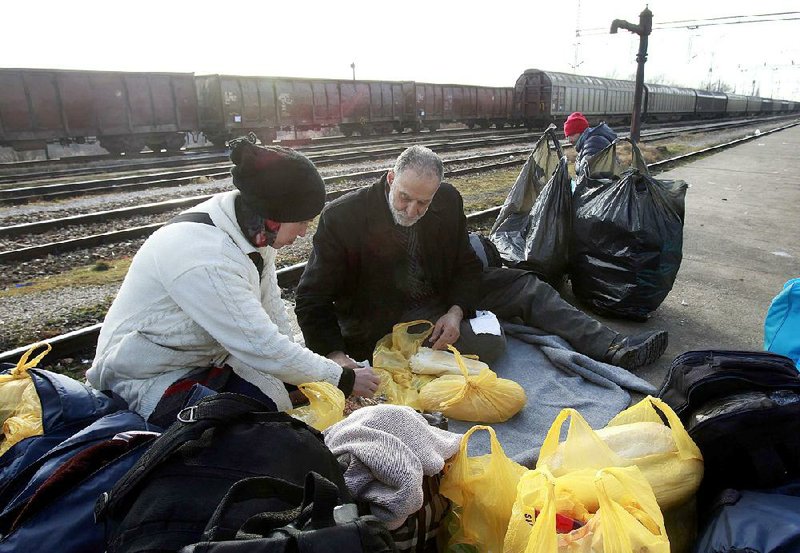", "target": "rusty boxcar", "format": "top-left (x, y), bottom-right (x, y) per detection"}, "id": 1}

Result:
top-left (0, 68), bottom-right (197, 154)
top-left (195, 74), bottom-right (420, 144)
